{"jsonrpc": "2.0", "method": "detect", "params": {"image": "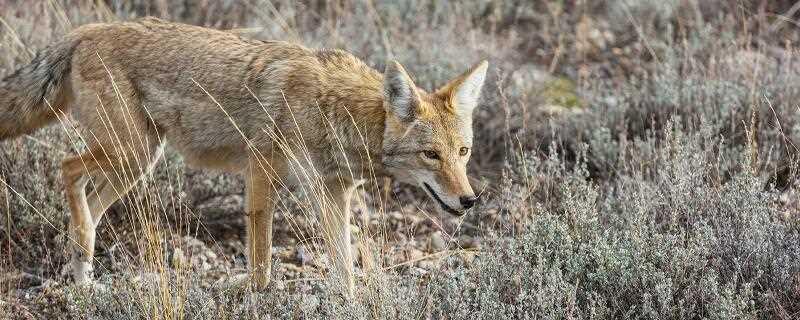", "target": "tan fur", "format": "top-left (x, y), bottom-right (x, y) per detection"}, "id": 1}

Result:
top-left (0, 17), bottom-right (487, 296)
